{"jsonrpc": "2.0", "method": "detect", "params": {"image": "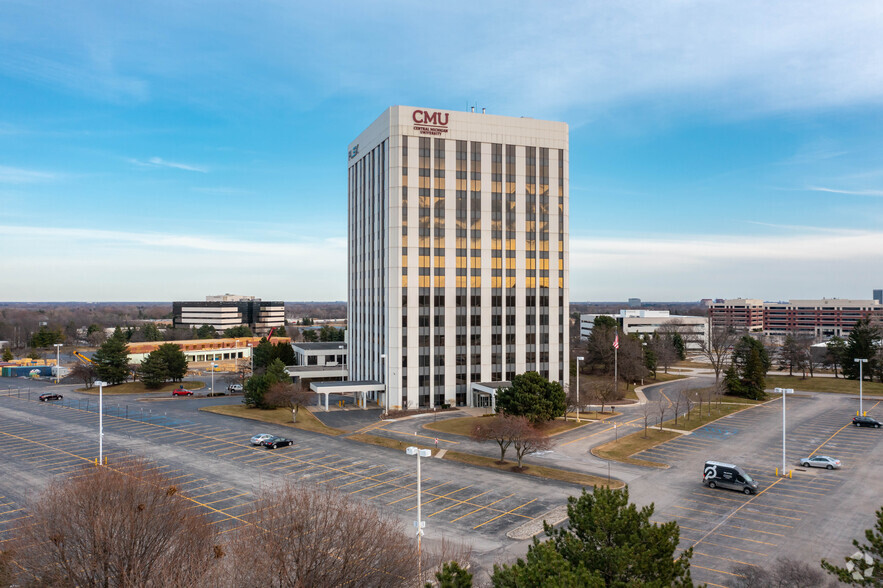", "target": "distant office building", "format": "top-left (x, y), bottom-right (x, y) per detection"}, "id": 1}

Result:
top-left (707, 299), bottom-right (765, 331)
top-left (708, 298), bottom-right (883, 338)
top-left (344, 105), bottom-right (569, 410)
top-left (172, 295), bottom-right (284, 334)
top-left (627, 298), bottom-right (641, 308)
top-left (874, 289), bottom-right (883, 305)
top-left (580, 310), bottom-right (708, 349)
